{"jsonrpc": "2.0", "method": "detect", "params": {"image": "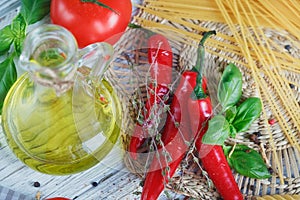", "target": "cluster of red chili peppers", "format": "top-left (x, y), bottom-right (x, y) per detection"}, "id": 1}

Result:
top-left (129, 31), bottom-right (243, 200)
top-left (129, 34), bottom-right (173, 159)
